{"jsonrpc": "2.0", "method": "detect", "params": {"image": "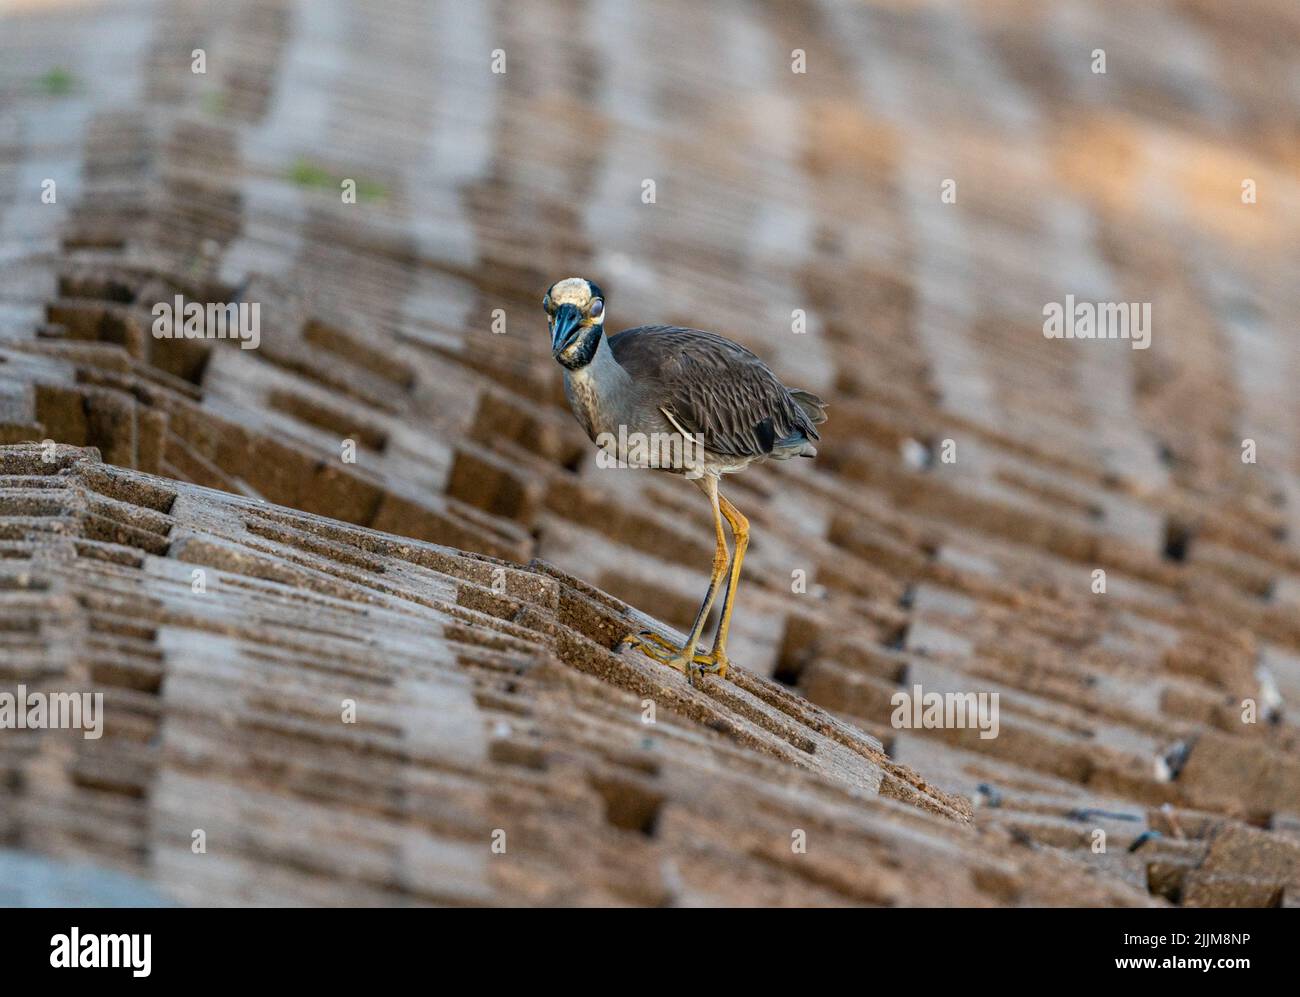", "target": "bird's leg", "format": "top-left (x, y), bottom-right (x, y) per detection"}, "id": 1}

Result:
top-left (697, 493), bottom-right (747, 679)
top-left (619, 476), bottom-right (730, 685)
top-left (674, 476), bottom-right (731, 684)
